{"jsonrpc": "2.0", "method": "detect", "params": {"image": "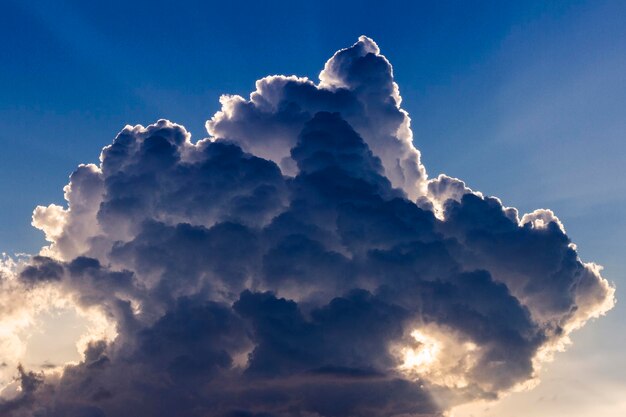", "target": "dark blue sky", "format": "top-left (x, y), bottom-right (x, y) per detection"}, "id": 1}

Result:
top-left (1, 0), bottom-right (624, 260)
top-left (1, 1), bottom-right (625, 415)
